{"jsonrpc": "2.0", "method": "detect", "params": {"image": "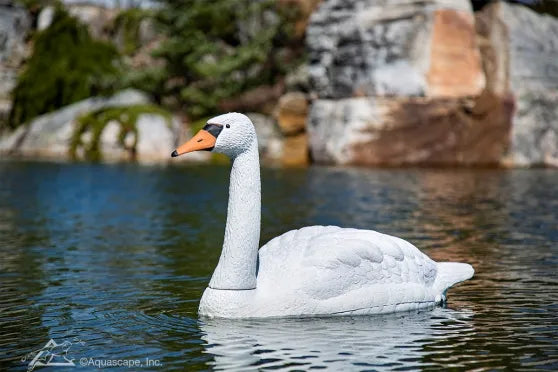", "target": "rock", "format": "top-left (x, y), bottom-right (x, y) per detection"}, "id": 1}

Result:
top-left (477, 2), bottom-right (558, 167)
top-left (277, 92), bottom-right (308, 135)
top-left (80, 130), bottom-right (93, 146)
top-left (99, 120), bottom-right (129, 161)
top-left (0, 89), bottom-right (149, 158)
top-left (285, 64), bottom-right (310, 93)
top-left (307, 0), bottom-right (484, 99)
top-left (247, 112), bottom-right (309, 166)
top-left (247, 113), bottom-right (283, 161)
top-left (135, 114), bottom-right (180, 163)
top-left (282, 133), bottom-right (309, 166)
top-left (37, 6), bottom-right (55, 31)
top-left (0, 1), bottom-right (31, 125)
top-left (66, 3), bottom-right (118, 39)
top-left (308, 93), bottom-right (512, 166)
